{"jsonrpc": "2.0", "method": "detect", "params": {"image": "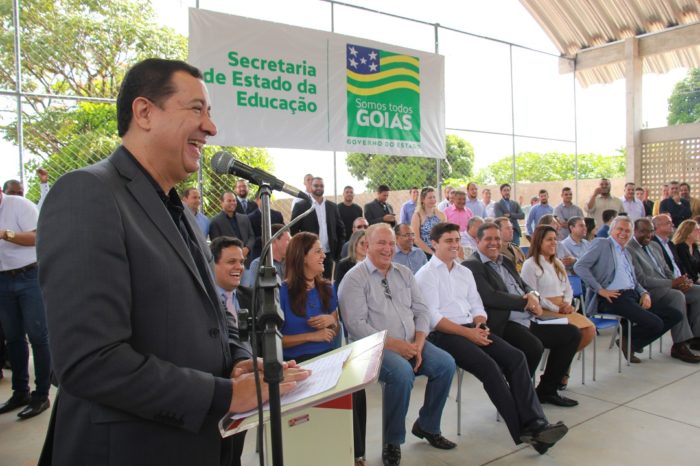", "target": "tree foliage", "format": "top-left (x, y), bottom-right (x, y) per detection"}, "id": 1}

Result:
top-left (0, 0), bottom-right (273, 204)
top-left (465, 152), bottom-right (625, 185)
top-left (667, 68), bottom-right (700, 125)
top-left (345, 134), bottom-right (474, 190)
